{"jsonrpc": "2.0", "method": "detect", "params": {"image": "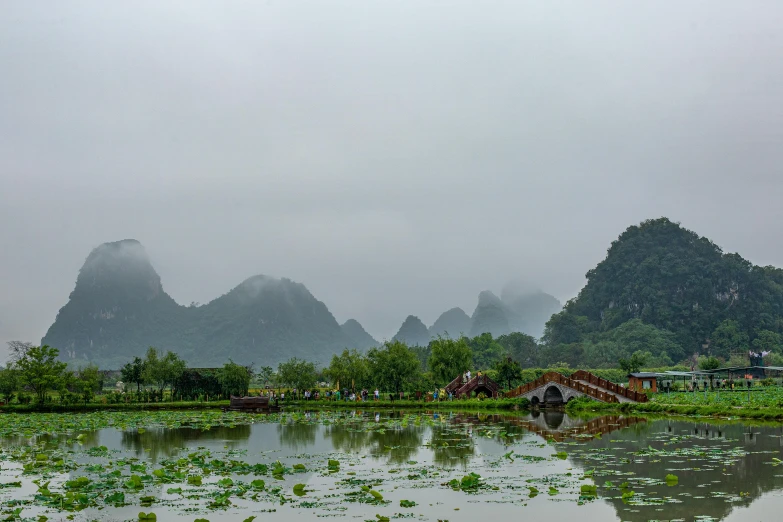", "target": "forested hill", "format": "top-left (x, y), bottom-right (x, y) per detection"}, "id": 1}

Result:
top-left (341, 319), bottom-right (379, 349)
top-left (42, 240), bottom-right (358, 369)
top-left (543, 218), bottom-right (783, 365)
